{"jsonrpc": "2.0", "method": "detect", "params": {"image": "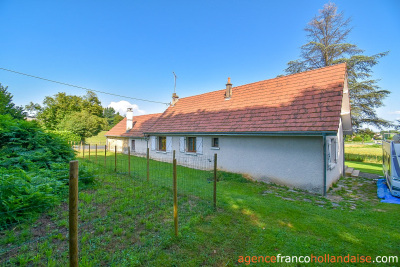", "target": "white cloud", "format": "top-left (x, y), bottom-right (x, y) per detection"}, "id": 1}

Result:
top-left (108, 101), bottom-right (145, 116)
top-left (389, 110), bottom-right (400, 115)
